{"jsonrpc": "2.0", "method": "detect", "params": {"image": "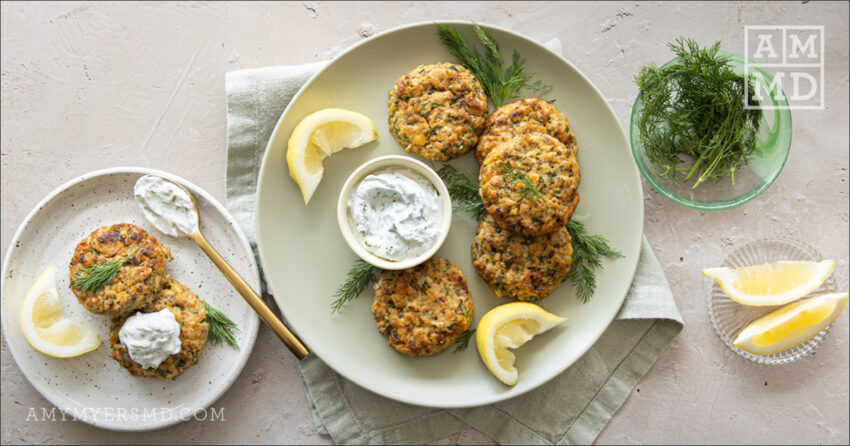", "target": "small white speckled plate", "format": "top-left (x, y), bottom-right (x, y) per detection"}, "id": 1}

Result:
top-left (0, 167), bottom-right (259, 431)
